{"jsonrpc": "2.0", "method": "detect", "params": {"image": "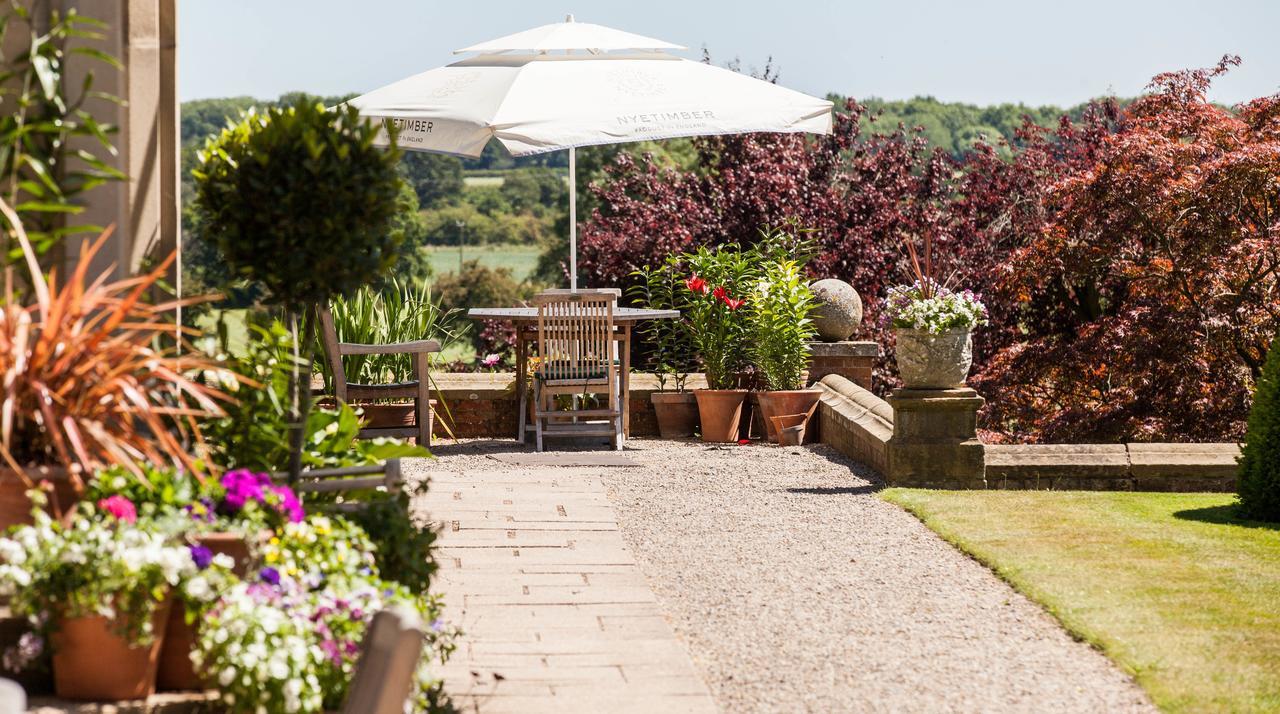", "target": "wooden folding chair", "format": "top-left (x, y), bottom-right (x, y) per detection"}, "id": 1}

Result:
top-left (531, 289), bottom-right (623, 451)
top-left (341, 606), bottom-right (425, 714)
top-left (317, 306), bottom-right (439, 445)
